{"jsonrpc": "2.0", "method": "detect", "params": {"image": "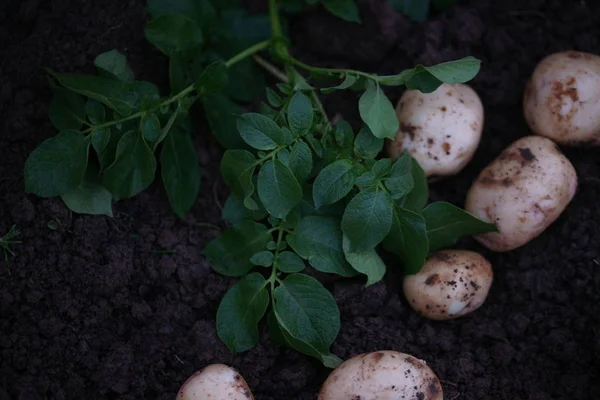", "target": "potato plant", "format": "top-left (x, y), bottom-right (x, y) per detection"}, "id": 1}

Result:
top-left (24, 0), bottom-right (497, 366)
